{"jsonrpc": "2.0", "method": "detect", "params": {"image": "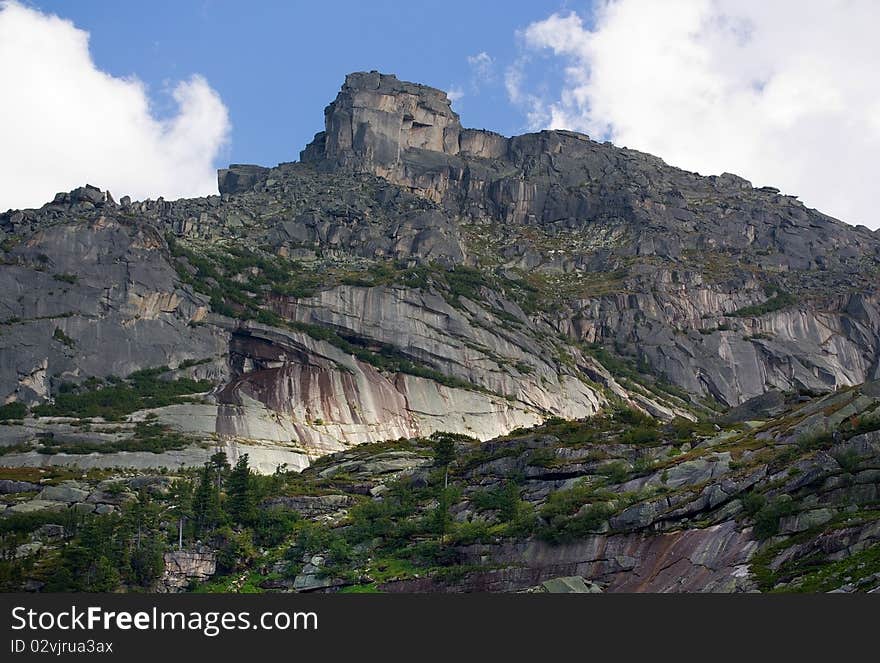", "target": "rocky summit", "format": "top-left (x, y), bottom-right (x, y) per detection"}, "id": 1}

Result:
top-left (1, 72), bottom-right (879, 593)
